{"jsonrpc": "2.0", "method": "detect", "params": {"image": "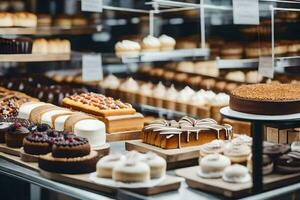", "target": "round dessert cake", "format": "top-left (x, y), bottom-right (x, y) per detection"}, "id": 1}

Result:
top-left (38, 134), bottom-right (98, 174)
top-left (230, 84), bottom-right (300, 115)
